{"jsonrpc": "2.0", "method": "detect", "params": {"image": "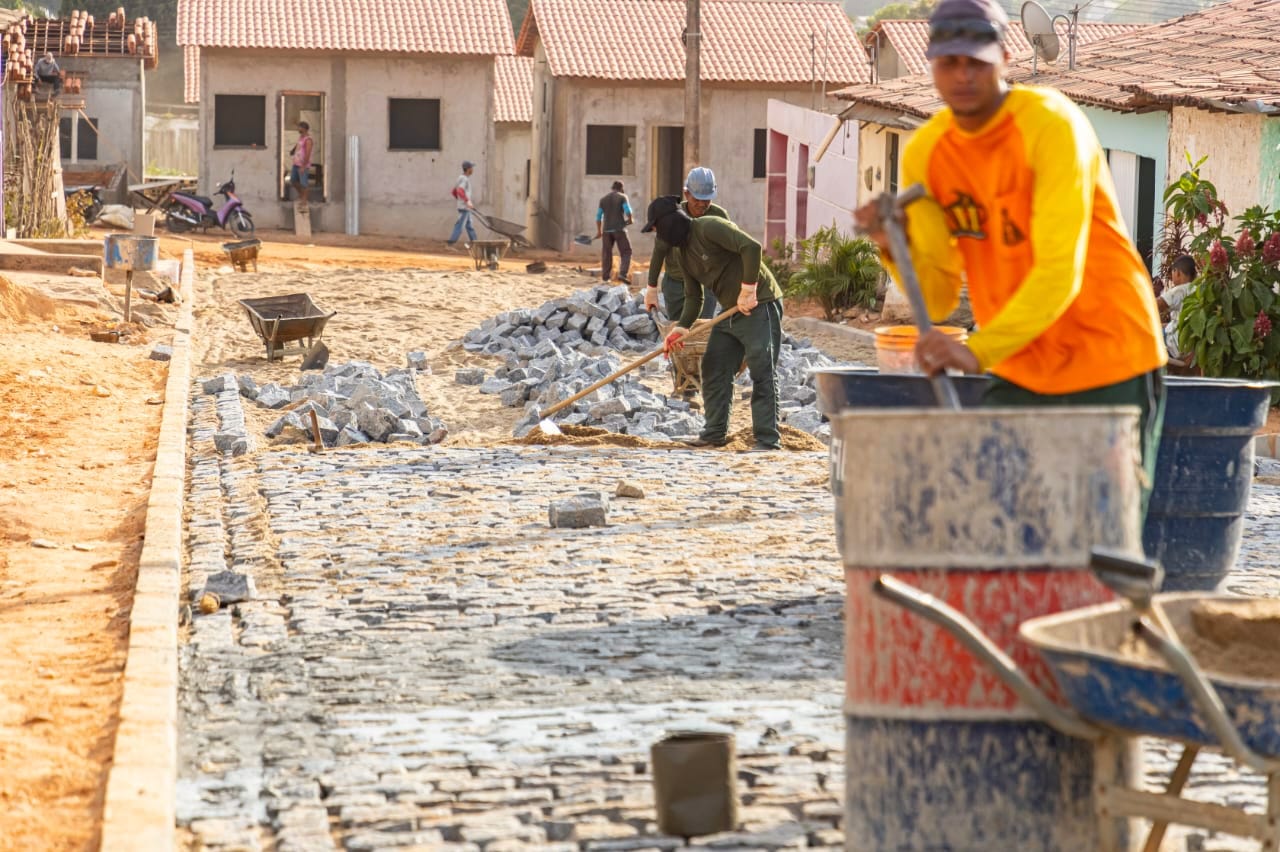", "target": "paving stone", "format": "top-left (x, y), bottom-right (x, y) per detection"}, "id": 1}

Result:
top-left (150, 343), bottom-right (173, 361)
top-left (549, 492), bottom-right (609, 528)
top-left (201, 570), bottom-right (256, 604)
top-left (615, 481), bottom-right (645, 499)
